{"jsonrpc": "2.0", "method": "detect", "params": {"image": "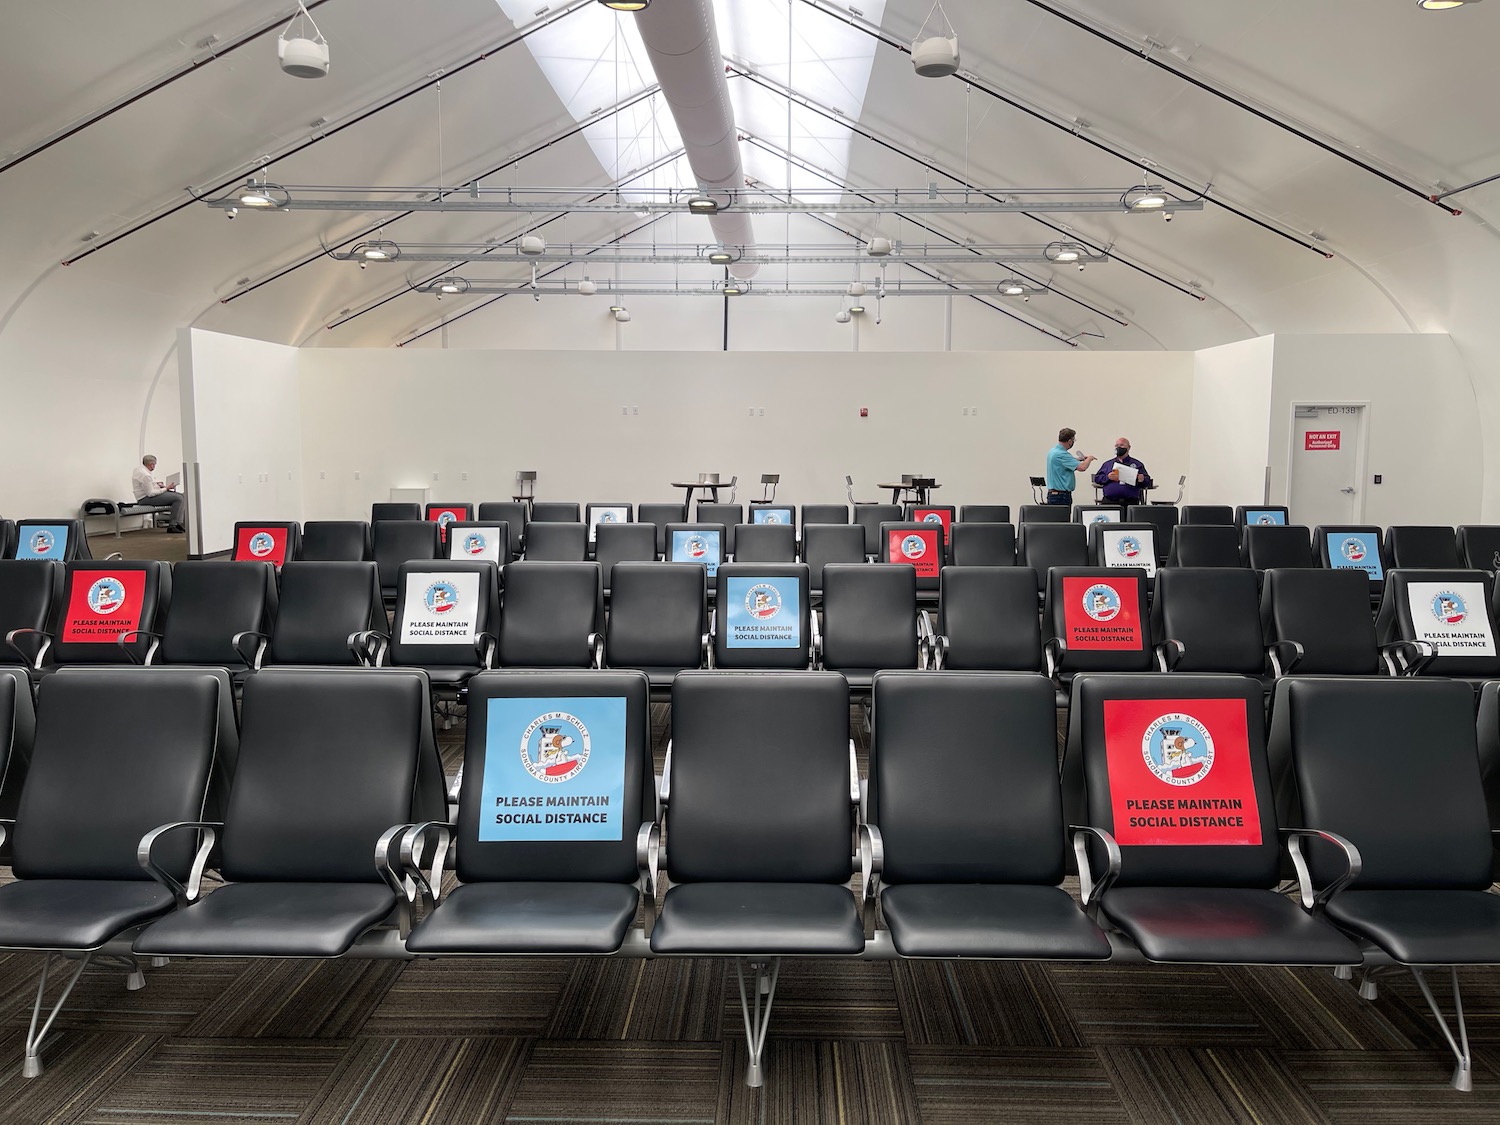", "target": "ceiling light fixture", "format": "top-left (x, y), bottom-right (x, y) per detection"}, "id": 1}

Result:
top-left (1044, 241), bottom-right (1085, 263)
top-left (911, 2), bottom-right (960, 77)
top-left (835, 309), bottom-right (852, 323)
top-left (1123, 186), bottom-right (1169, 211)
top-left (848, 281), bottom-right (867, 296)
top-left (724, 281), bottom-right (749, 296)
top-left (848, 304), bottom-right (866, 315)
top-left (599, 0), bottom-right (651, 10)
top-left (707, 248), bottom-right (738, 264)
top-left (578, 277), bottom-right (598, 295)
top-left (520, 235), bottom-right (546, 255)
top-left (1417, 0), bottom-right (1479, 8)
top-left (432, 277), bottom-right (469, 295)
top-left (277, 1), bottom-right (330, 79)
top-left (237, 181), bottom-right (289, 208)
top-left (687, 193), bottom-right (721, 213)
top-left (866, 237), bottom-right (893, 256)
top-left (614, 308), bottom-right (632, 322)
top-left (356, 240), bottom-right (400, 262)
top-left (998, 279), bottom-right (1027, 296)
